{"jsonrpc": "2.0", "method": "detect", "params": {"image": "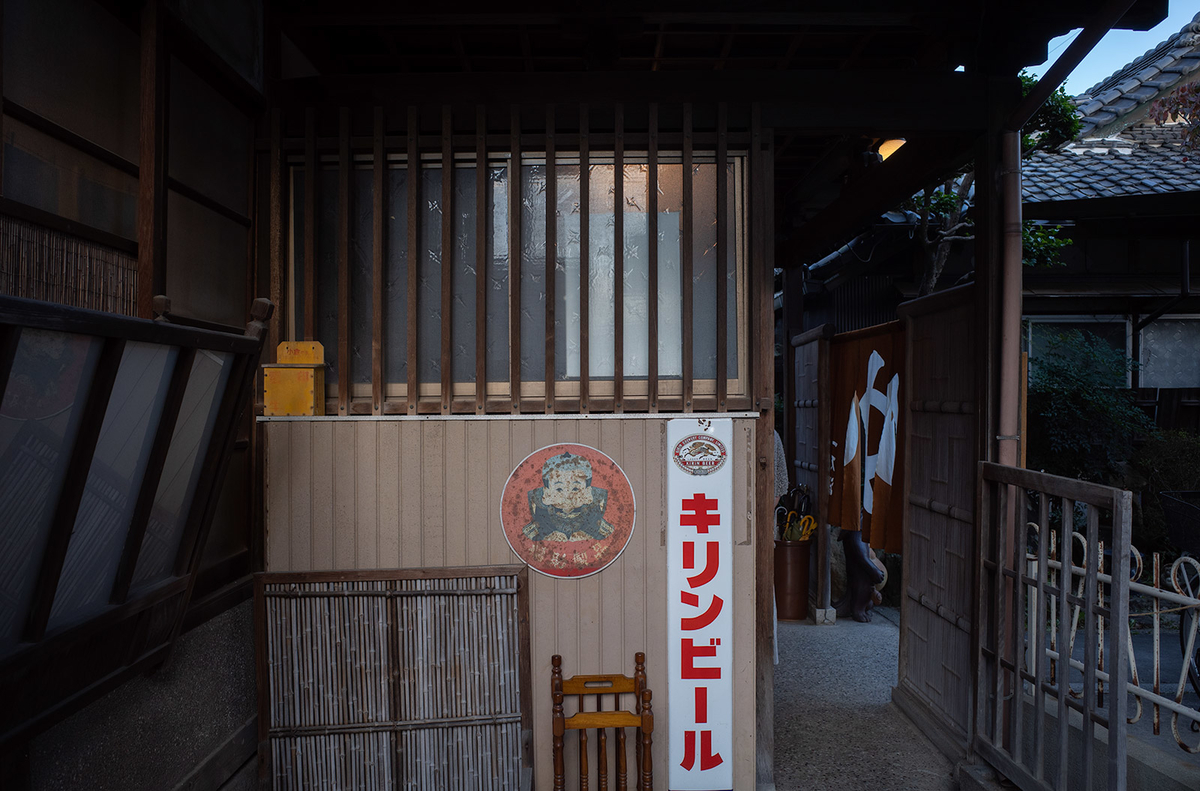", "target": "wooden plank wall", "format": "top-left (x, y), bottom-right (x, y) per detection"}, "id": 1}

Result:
top-left (263, 416), bottom-right (758, 789)
top-left (894, 285), bottom-right (977, 758)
